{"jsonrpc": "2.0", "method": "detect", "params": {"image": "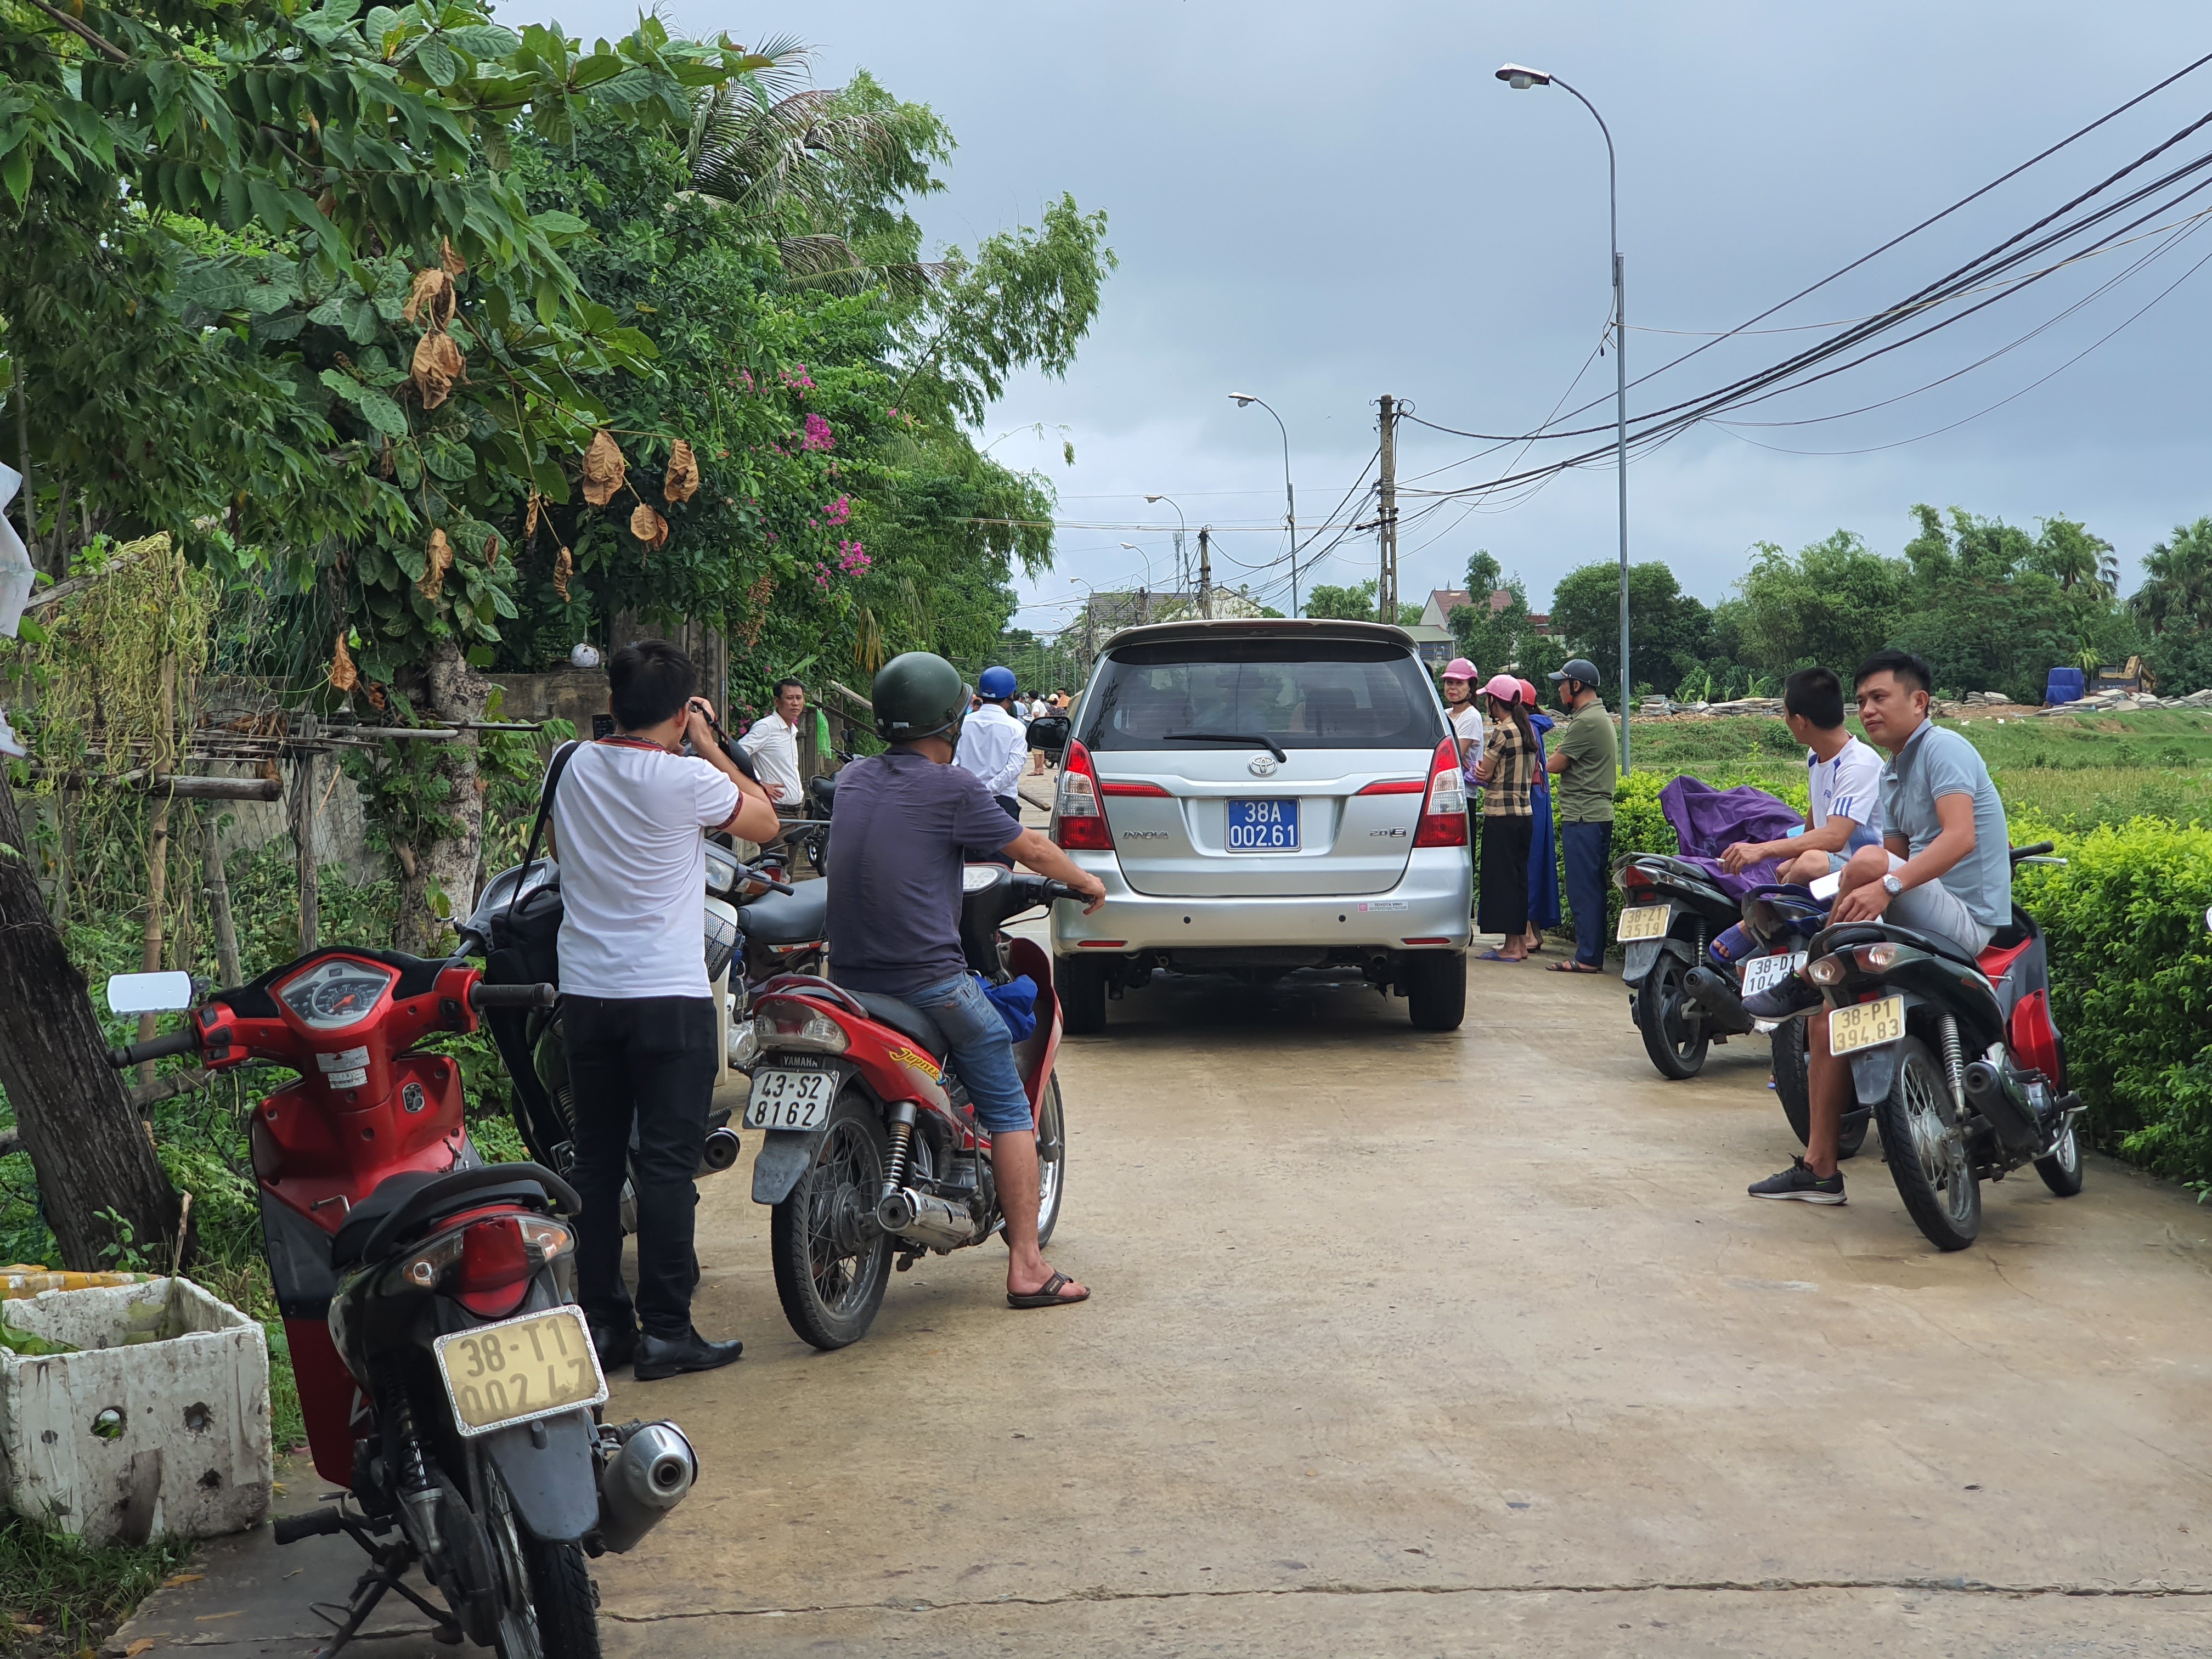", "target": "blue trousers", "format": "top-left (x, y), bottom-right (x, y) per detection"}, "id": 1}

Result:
top-left (904, 972), bottom-right (1035, 1133)
top-left (1561, 820), bottom-right (1614, 968)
